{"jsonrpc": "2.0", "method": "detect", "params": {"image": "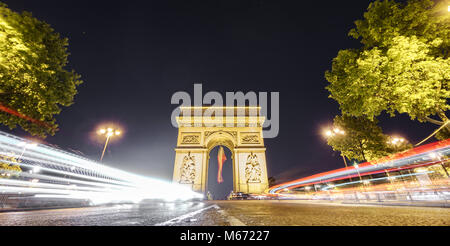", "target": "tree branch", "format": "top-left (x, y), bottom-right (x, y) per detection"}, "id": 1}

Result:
top-left (424, 116), bottom-right (444, 126)
top-left (437, 110), bottom-right (450, 131)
